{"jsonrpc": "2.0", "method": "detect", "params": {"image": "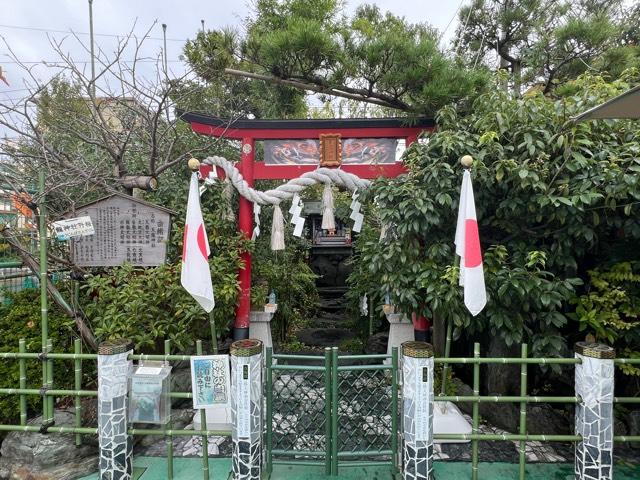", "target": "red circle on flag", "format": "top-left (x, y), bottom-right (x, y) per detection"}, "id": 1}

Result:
top-left (464, 219), bottom-right (482, 268)
top-left (196, 224), bottom-right (208, 260)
